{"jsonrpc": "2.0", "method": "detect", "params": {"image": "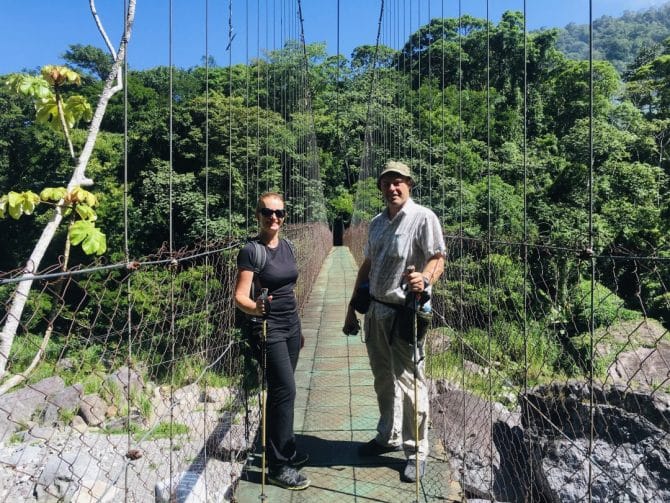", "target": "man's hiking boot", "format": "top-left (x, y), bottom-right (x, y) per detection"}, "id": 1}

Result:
top-left (401, 459), bottom-right (426, 482)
